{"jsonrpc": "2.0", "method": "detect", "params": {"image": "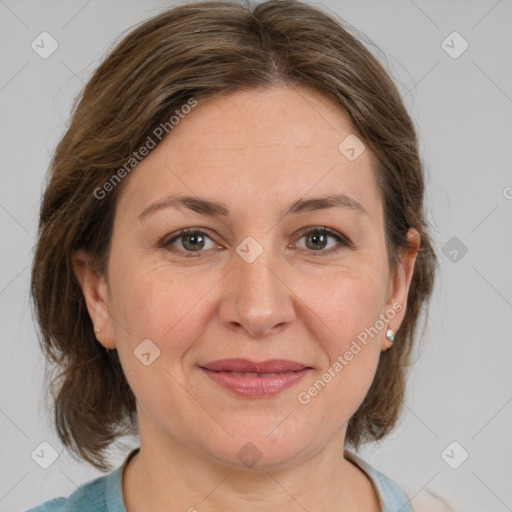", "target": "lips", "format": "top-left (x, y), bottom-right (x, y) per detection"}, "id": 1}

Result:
top-left (199, 358), bottom-right (312, 398)
top-left (200, 358), bottom-right (310, 374)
